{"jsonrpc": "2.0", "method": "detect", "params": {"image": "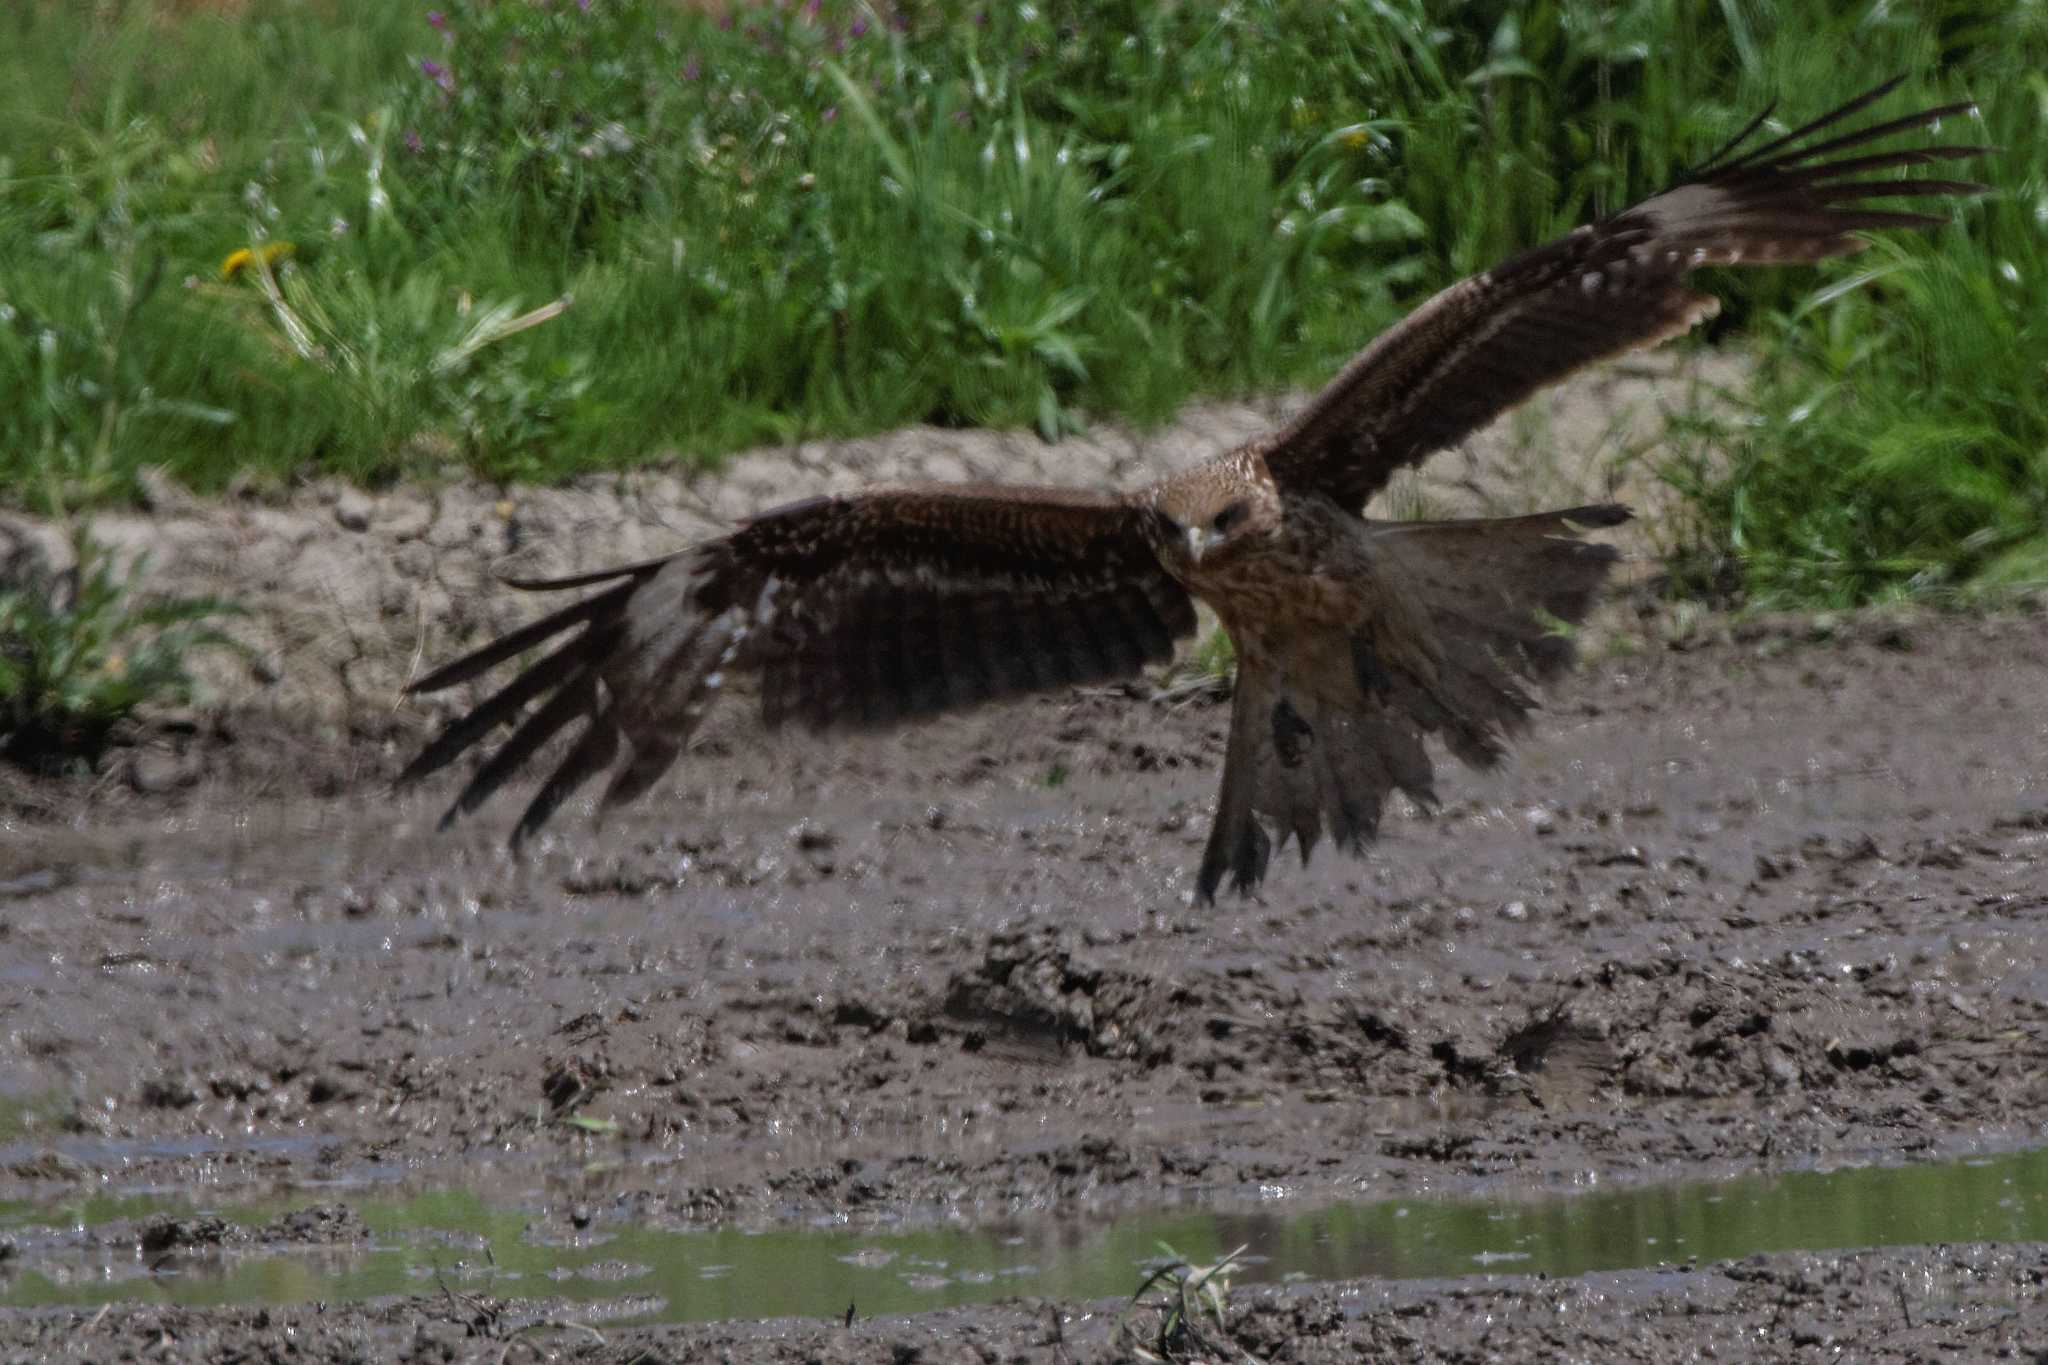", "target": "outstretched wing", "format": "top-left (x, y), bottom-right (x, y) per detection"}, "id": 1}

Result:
top-left (1263, 77), bottom-right (1987, 512)
top-left (398, 486), bottom-right (1196, 846)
